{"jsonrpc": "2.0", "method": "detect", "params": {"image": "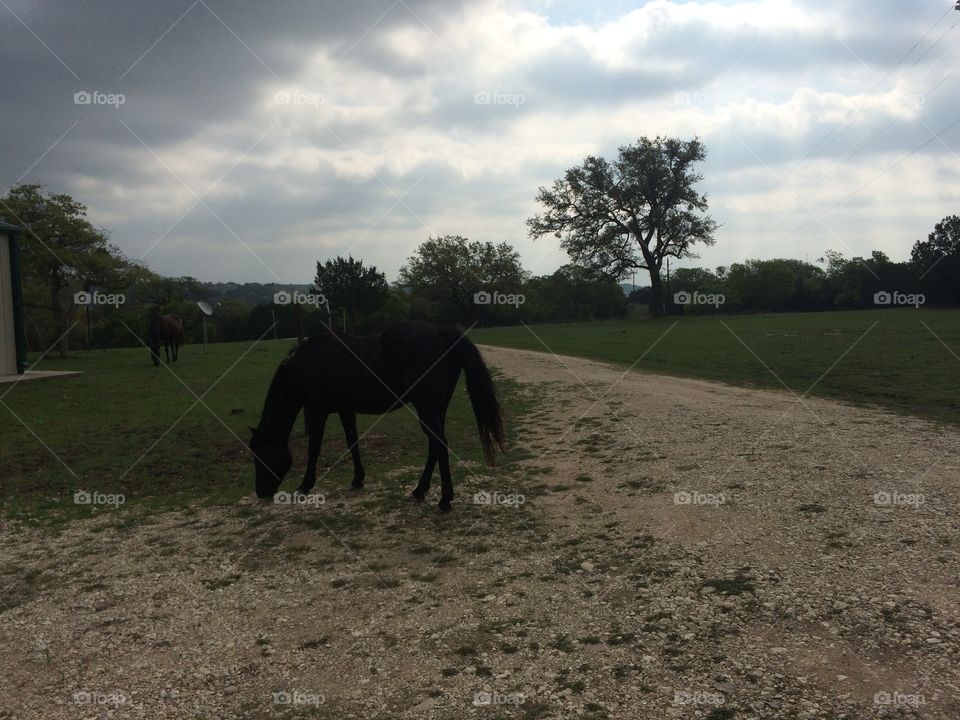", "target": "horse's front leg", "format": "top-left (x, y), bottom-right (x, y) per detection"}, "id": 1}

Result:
top-left (339, 410), bottom-right (365, 489)
top-left (164, 343), bottom-right (171, 364)
top-left (296, 405), bottom-right (328, 495)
